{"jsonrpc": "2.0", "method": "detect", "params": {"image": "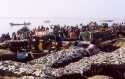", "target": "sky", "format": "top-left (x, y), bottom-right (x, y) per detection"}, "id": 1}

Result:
top-left (0, 0), bottom-right (125, 35)
top-left (0, 0), bottom-right (125, 19)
